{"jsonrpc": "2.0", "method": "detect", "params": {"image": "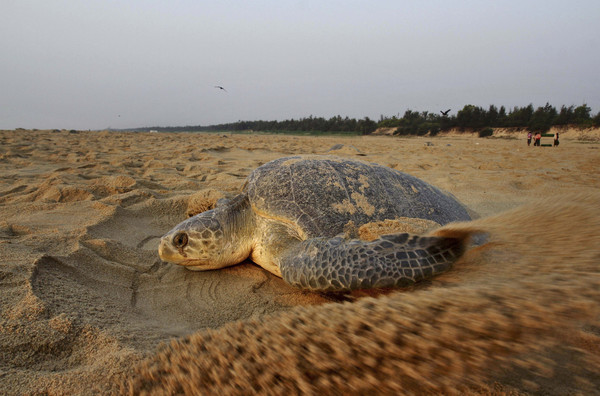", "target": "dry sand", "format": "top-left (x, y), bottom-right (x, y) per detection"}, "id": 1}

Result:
top-left (0, 129), bottom-right (598, 395)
